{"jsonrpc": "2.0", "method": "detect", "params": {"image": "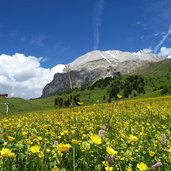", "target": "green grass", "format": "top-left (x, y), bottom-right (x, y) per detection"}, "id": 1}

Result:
top-left (1, 59), bottom-right (171, 114)
top-left (0, 88), bottom-right (107, 114)
top-left (0, 97), bottom-right (56, 115)
top-left (0, 89), bottom-right (164, 115)
top-left (140, 59), bottom-right (171, 89)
